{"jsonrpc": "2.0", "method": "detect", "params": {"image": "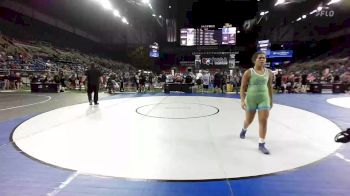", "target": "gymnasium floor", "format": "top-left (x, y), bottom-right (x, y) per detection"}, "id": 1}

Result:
top-left (1, 92), bottom-right (350, 196)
